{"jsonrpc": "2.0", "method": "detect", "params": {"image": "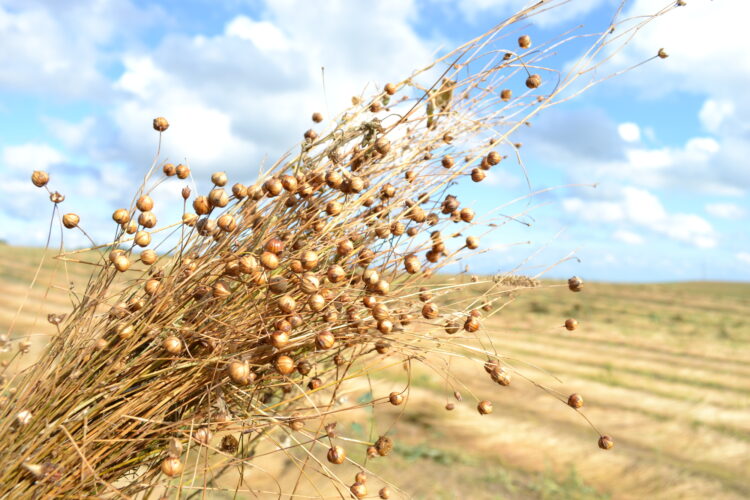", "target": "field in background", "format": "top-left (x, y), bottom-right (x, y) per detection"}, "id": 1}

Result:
top-left (2, 243), bottom-right (749, 499)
